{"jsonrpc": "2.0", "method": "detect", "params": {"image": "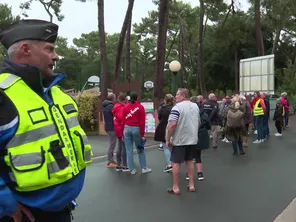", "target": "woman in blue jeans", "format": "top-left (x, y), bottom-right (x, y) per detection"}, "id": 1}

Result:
top-left (123, 92), bottom-right (152, 175)
top-left (154, 94), bottom-right (175, 173)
